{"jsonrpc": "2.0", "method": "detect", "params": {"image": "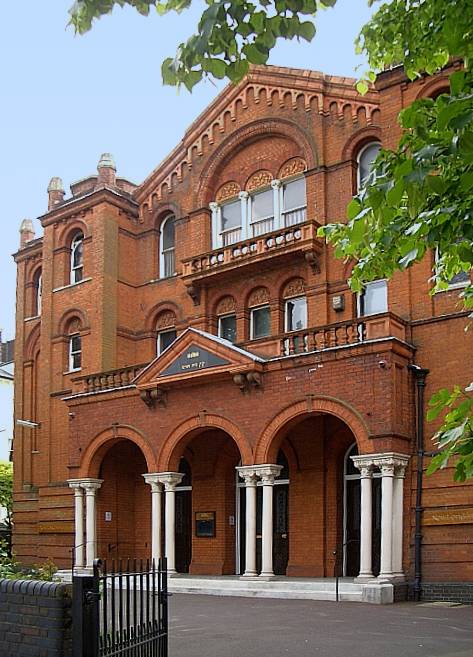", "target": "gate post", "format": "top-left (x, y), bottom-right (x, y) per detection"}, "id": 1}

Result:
top-left (72, 562), bottom-right (101, 657)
